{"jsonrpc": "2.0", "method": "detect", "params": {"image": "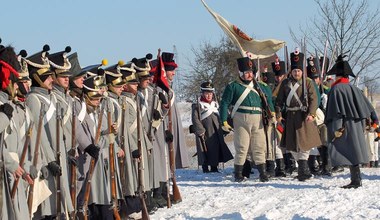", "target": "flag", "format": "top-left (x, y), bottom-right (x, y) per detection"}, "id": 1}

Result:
top-left (201, 0), bottom-right (285, 59)
top-left (153, 54), bottom-right (170, 93)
